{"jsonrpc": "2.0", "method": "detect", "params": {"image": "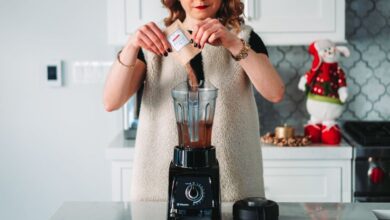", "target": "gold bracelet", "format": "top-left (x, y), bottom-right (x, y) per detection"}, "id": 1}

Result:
top-left (231, 39), bottom-right (250, 61)
top-left (117, 49), bottom-right (136, 68)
